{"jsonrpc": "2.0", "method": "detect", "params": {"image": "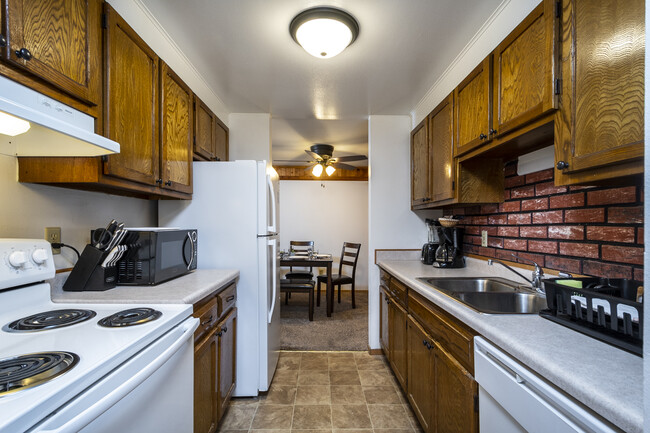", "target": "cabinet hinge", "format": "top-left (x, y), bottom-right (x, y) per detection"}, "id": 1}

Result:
top-left (101, 13), bottom-right (108, 29)
top-left (554, 78), bottom-right (561, 95)
top-left (555, 1), bottom-right (561, 18)
top-left (101, 155), bottom-right (108, 162)
top-left (474, 395), bottom-right (479, 412)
